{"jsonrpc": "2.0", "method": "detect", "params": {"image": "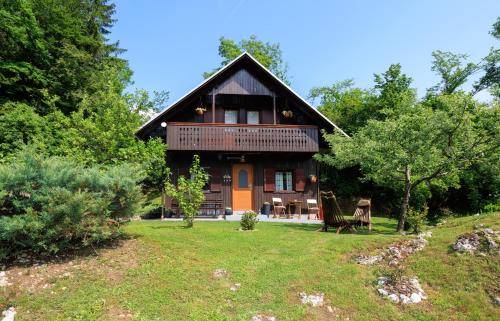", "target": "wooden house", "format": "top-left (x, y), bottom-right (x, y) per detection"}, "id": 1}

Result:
top-left (137, 52), bottom-right (346, 215)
